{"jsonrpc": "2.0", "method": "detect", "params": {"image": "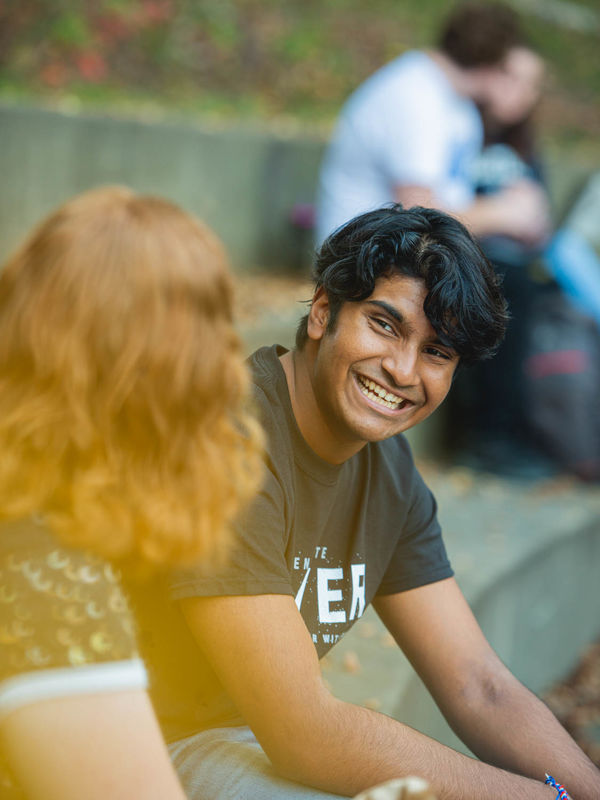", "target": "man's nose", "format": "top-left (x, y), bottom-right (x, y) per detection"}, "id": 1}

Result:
top-left (381, 344), bottom-right (420, 388)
